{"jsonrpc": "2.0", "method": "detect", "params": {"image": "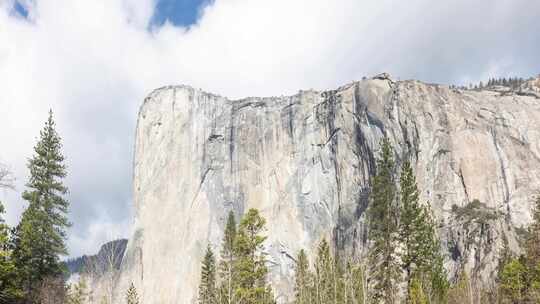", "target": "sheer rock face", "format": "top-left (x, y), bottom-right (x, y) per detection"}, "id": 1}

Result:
top-left (112, 76), bottom-right (540, 303)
